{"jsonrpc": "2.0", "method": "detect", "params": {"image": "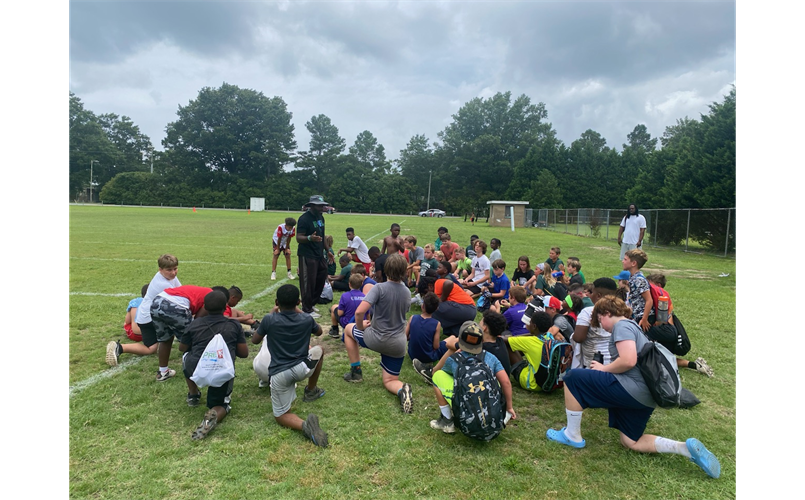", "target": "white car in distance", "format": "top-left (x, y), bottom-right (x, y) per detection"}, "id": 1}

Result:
top-left (419, 209), bottom-right (446, 217)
